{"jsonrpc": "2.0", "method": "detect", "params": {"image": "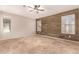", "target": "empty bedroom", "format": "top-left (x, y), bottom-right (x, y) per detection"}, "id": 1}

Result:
top-left (0, 5), bottom-right (79, 54)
